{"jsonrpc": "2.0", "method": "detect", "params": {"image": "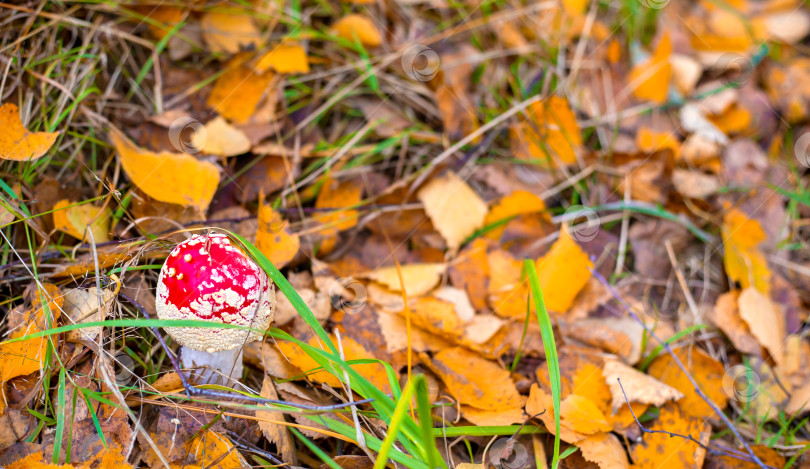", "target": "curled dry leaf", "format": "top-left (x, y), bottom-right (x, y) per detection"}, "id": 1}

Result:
top-left (709, 290), bottom-right (760, 355)
top-left (332, 14), bottom-right (382, 47)
top-left (0, 103), bottom-right (59, 161)
top-left (109, 127), bottom-right (220, 212)
top-left (602, 358), bottom-right (683, 413)
top-left (361, 263), bottom-right (445, 297)
top-left (51, 200), bottom-right (112, 243)
top-left (257, 375), bottom-right (296, 464)
top-left (63, 287), bottom-right (114, 344)
top-left (417, 171), bottom-right (488, 252)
